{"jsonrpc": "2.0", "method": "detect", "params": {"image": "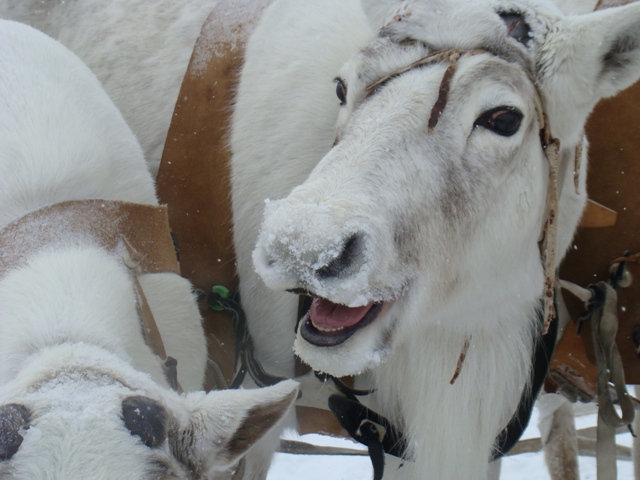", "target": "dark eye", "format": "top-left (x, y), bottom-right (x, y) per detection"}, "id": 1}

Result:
top-left (335, 78), bottom-right (347, 106)
top-left (474, 107), bottom-right (523, 137)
